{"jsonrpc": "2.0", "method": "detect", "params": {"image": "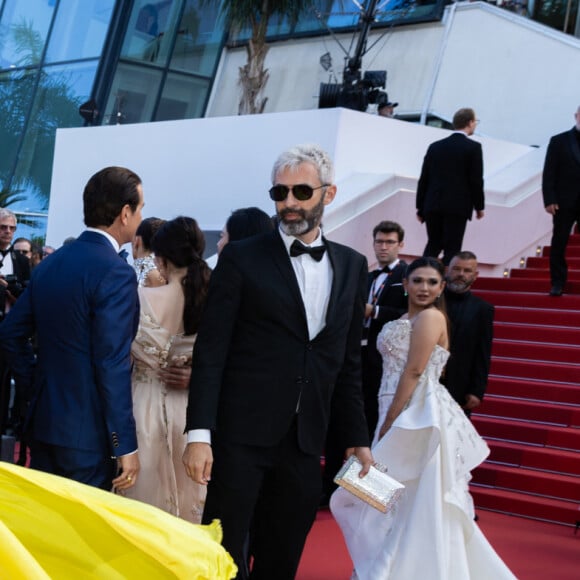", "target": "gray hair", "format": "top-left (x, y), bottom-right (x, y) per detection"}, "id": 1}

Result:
top-left (0, 208), bottom-right (17, 223)
top-left (271, 144), bottom-right (334, 186)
